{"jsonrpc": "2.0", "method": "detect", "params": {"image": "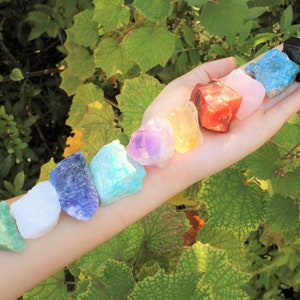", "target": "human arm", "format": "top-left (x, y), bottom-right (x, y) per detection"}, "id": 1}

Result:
top-left (1, 56), bottom-right (300, 299)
